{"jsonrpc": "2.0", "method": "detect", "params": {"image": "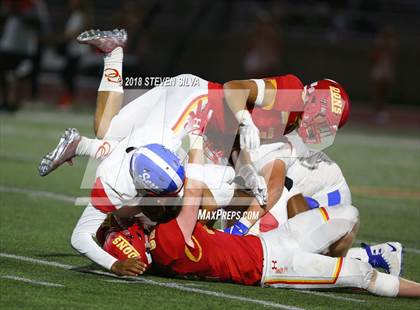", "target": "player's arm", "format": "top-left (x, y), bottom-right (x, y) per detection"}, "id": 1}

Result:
top-left (74, 177), bottom-right (147, 276)
top-left (223, 79), bottom-right (275, 150)
top-left (223, 79), bottom-right (276, 112)
top-left (176, 99), bottom-right (213, 245)
top-left (71, 205), bottom-right (147, 277)
top-left (176, 138), bottom-right (205, 247)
